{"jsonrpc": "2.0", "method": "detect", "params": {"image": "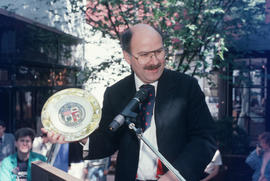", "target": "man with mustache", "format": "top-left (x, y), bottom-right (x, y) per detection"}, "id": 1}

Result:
top-left (43, 24), bottom-right (216, 181)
